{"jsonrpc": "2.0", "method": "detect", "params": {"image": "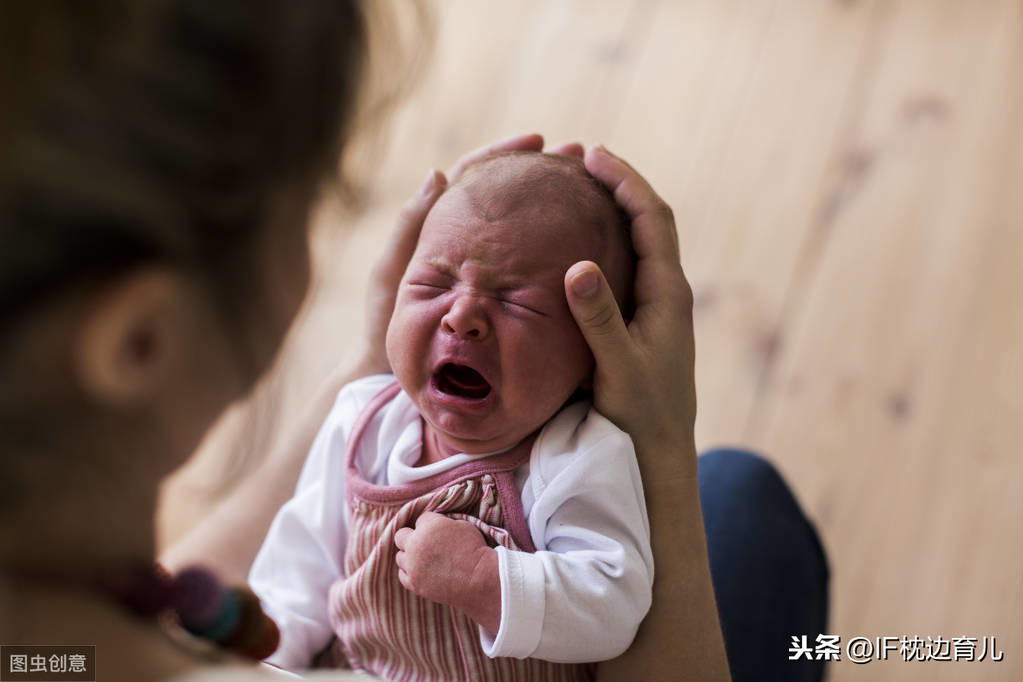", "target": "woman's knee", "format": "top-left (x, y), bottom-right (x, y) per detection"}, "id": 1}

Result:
top-left (699, 447), bottom-right (830, 681)
top-left (699, 447), bottom-right (820, 542)
top-left (698, 447), bottom-right (829, 614)
top-left (699, 447), bottom-right (791, 505)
